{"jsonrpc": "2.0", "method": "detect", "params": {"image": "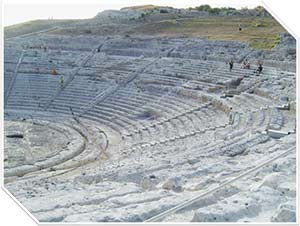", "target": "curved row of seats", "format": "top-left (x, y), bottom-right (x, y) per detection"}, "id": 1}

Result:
top-left (122, 88), bottom-right (285, 159)
top-left (81, 85), bottom-right (204, 142)
top-left (4, 38), bottom-right (288, 162)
